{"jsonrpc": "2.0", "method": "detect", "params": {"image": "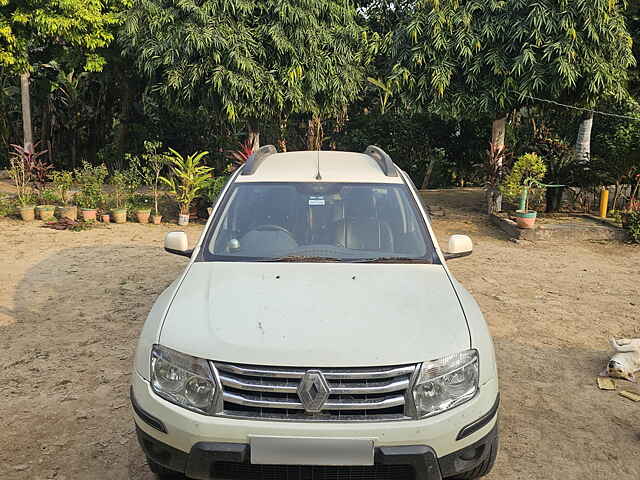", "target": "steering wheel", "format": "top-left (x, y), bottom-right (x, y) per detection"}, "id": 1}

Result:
top-left (254, 224), bottom-right (293, 235)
